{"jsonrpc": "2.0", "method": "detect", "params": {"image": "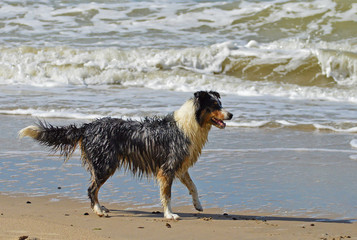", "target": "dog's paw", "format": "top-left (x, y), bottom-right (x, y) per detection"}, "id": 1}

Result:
top-left (194, 201), bottom-right (203, 212)
top-left (95, 211), bottom-right (105, 217)
top-left (98, 212), bottom-right (109, 217)
top-left (93, 204), bottom-right (109, 217)
top-left (165, 213), bottom-right (180, 220)
top-left (101, 205), bottom-right (110, 213)
top-left (195, 205), bottom-right (203, 212)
